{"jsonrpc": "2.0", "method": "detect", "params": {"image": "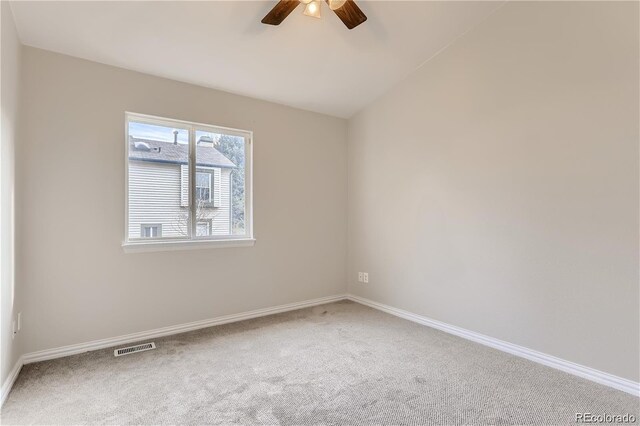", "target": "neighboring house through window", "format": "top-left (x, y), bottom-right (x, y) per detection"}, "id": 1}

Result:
top-left (125, 112), bottom-right (252, 248)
